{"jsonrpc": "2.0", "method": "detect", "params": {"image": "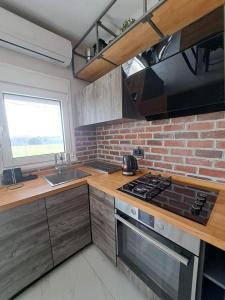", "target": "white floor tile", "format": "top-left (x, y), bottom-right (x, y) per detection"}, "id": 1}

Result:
top-left (16, 249), bottom-right (114, 300)
top-left (82, 245), bottom-right (148, 300)
top-left (15, 245), bottom-right (148, 300)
